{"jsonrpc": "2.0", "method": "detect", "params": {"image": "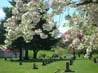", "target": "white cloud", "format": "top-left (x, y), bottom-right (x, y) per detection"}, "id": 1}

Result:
top-left (0, 9), bottom-right (6, 21)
